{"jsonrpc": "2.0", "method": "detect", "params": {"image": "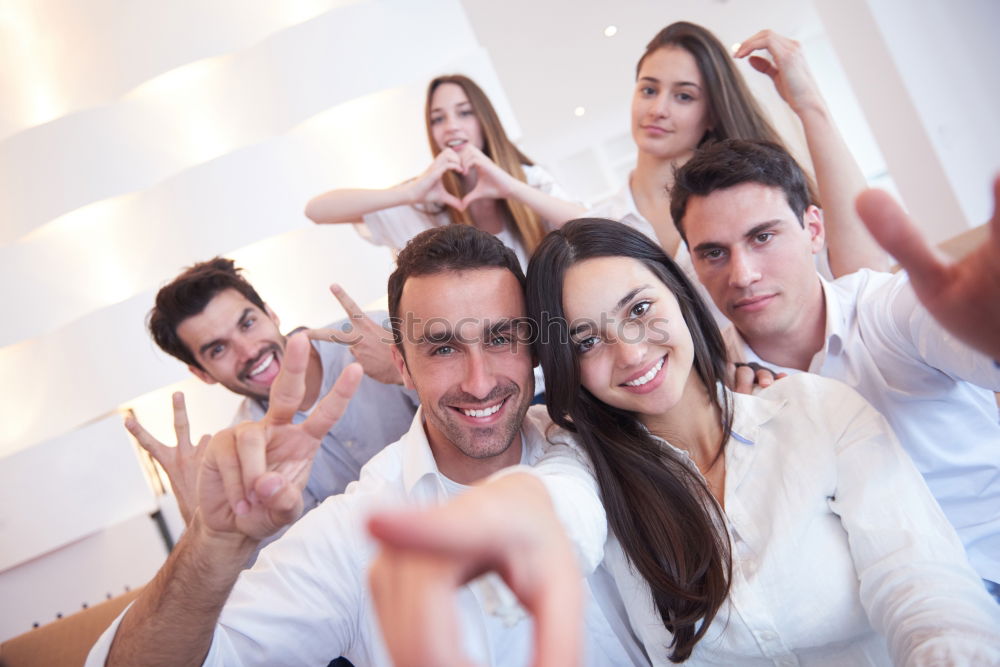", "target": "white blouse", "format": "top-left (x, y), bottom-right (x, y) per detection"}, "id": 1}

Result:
top-left (526, 373), bottom-right (1000, 666)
